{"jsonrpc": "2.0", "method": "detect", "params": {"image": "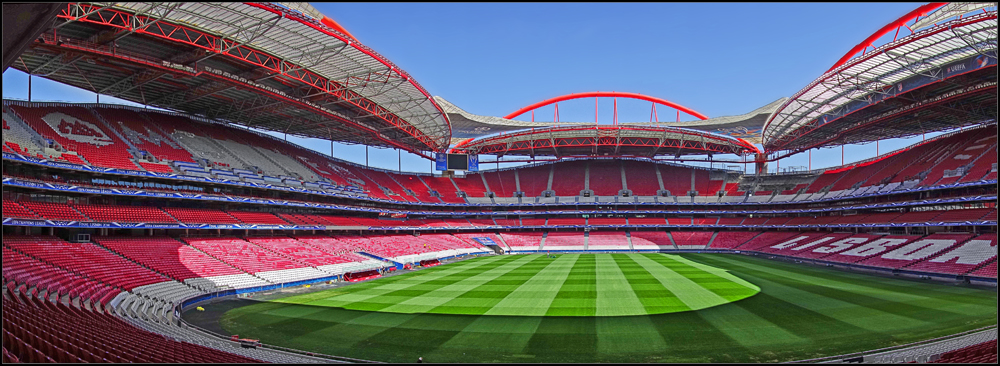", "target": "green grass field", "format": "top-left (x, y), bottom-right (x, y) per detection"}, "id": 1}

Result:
top-left (211, 253), bottom-right (998, 363)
